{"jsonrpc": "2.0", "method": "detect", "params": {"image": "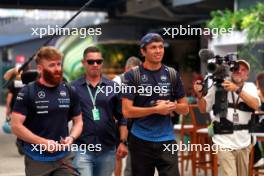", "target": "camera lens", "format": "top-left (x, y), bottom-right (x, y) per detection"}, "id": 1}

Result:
top-left (207, 63), bottom-right (217, 73)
